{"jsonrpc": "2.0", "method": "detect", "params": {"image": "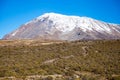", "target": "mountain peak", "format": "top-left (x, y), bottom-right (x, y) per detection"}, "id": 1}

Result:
top-left (3, 13), bottom-right (120, 40)
top-left (25, 12), bottom-right (93, 26)
top-left (34, 13), bottom-right (96, 32)
top-left (36, 12), bottom-right (93, 22)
